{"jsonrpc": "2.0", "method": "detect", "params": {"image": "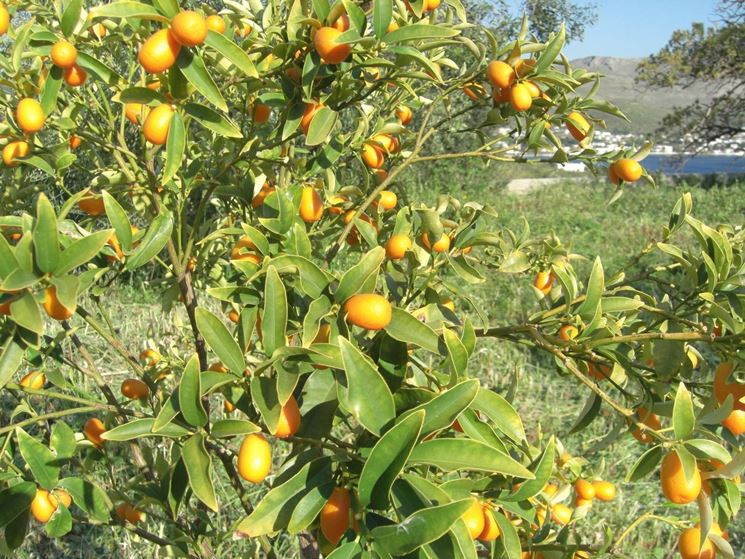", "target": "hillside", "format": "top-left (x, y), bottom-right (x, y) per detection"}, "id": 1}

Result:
top-left (571, 56), bottom-right (711, 135)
